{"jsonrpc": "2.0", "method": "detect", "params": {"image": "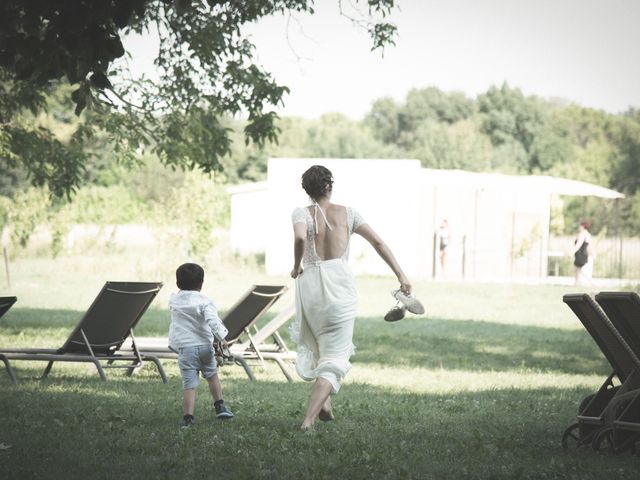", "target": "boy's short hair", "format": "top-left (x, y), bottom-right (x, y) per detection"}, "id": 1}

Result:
top-left (176, 263), bottom-right (204, 290)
